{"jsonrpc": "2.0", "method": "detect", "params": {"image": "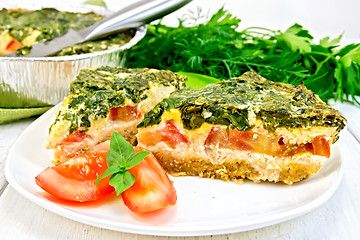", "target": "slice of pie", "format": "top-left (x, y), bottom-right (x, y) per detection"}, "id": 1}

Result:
top-left (136, 71), bottom-right (346, 184)
top-left (47, 67), bottom-right (186, 164)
